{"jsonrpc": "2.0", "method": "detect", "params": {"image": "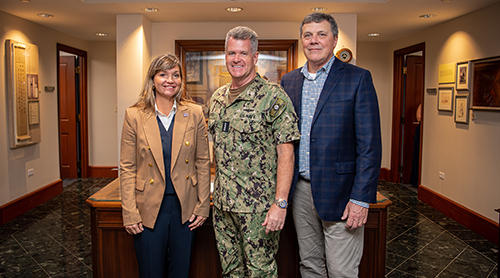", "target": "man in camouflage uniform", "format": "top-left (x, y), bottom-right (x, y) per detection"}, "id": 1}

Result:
top-left (208, 26), bottom-right (300, 277)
